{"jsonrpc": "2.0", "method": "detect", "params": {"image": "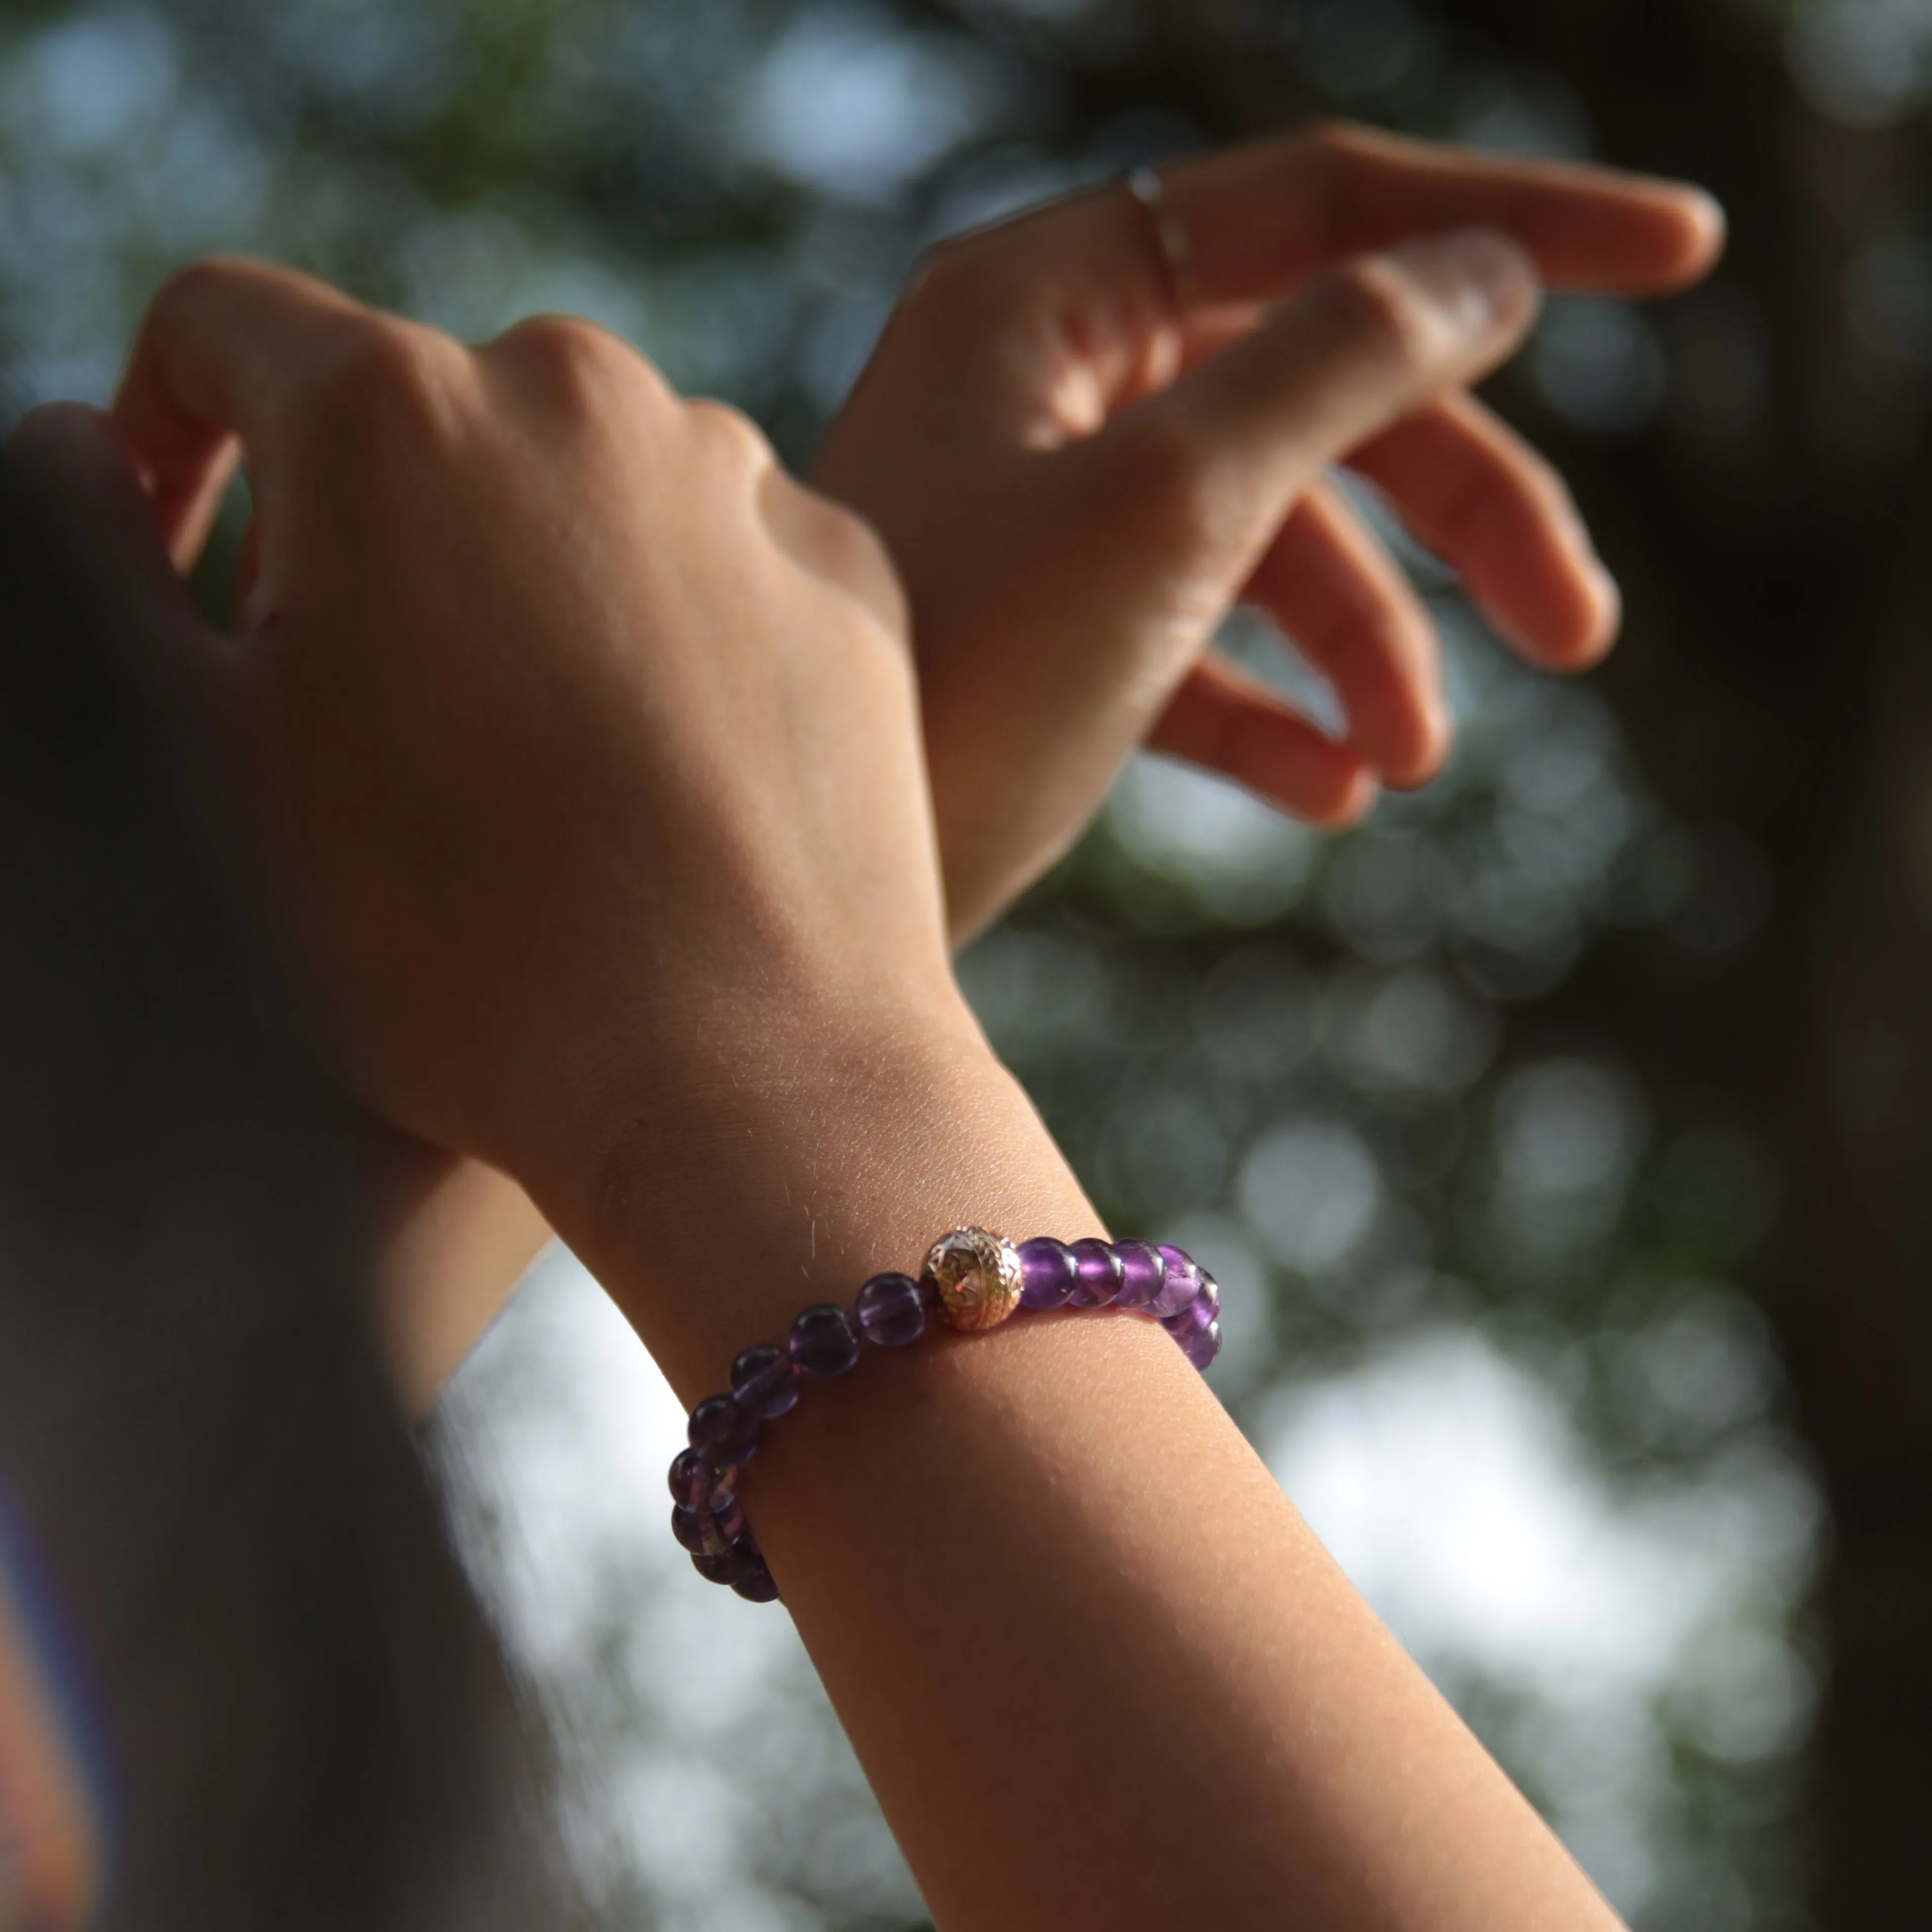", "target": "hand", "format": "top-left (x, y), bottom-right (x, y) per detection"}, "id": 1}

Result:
top-left (84, 261), bottom-right (961, 1207)
top-left (814, 121), bottom-right (1724, 934)
top-left (86, 124), bottom-right (1728, 1408)
top-left (12, 290), bottom-right (1633, 1932)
